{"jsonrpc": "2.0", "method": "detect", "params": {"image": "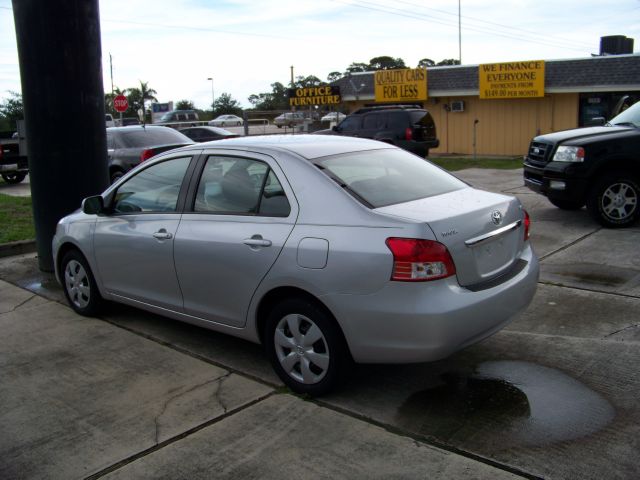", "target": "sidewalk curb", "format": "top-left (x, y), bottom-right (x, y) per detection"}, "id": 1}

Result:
top-left (0, 239), bottom-right (37, 258)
